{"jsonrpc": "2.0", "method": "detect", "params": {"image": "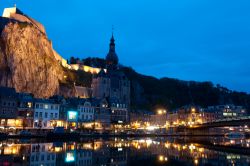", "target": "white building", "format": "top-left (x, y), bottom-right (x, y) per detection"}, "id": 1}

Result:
top-left (206, 105), bottom-right (247, 119)
top-left (77, 100), bottom-right (95, 129)
top-left (33, 99), bottom-right (60, 129)
top-left (78, 100), bottom-right (95, 122)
